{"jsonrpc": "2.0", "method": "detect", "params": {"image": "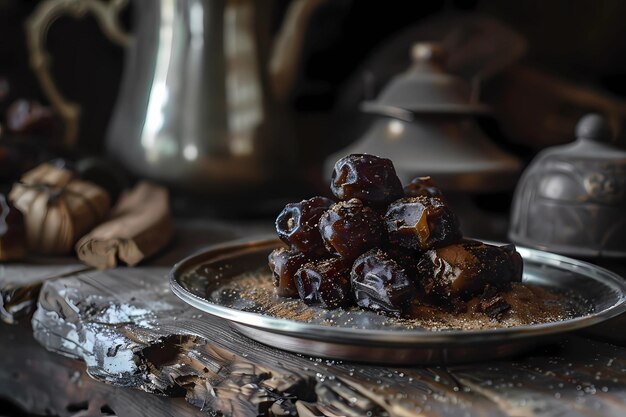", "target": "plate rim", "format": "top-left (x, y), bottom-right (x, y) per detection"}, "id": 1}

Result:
top-left (169, 236), bottom-right (626, 346)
